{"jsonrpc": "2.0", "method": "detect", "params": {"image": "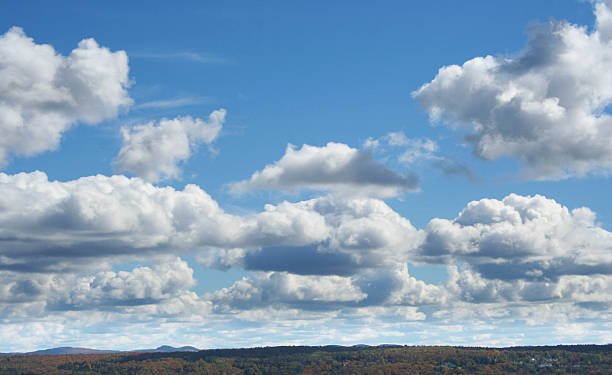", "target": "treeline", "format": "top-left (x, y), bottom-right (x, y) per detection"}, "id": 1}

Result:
top-left (0, 344), bottom-right (610, 374)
